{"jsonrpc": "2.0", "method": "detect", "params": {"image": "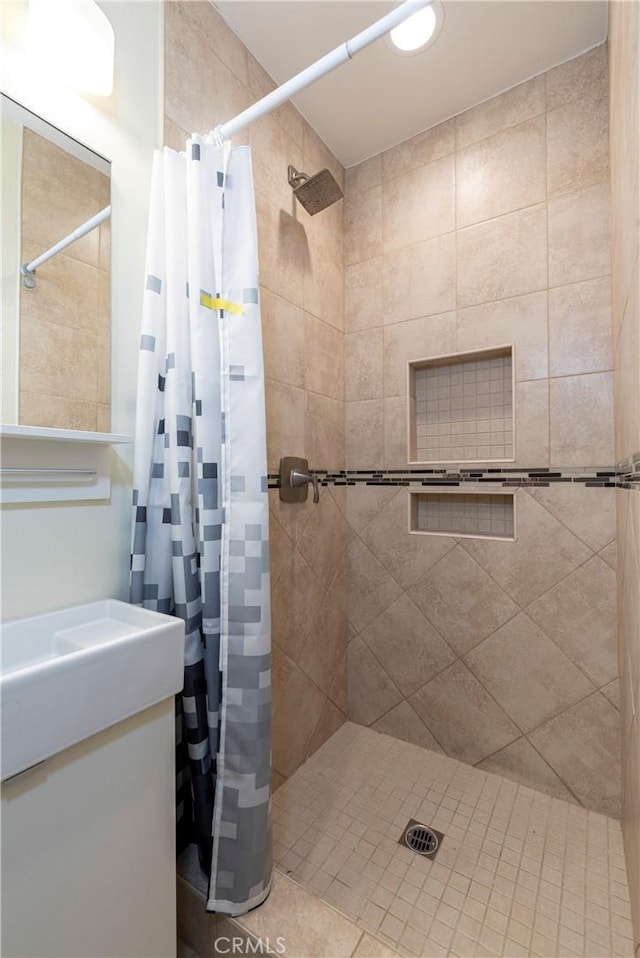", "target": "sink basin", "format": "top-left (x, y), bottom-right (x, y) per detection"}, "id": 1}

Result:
top-left (1, 600), bottom-right (185, 781)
